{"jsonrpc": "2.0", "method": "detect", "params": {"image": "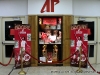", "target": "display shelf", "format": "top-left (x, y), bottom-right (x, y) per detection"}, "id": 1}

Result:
top-left (38, 16), bottom-right (63, 65)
